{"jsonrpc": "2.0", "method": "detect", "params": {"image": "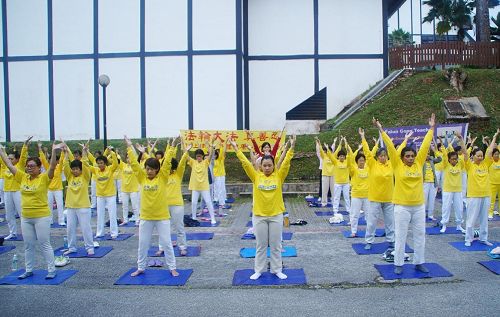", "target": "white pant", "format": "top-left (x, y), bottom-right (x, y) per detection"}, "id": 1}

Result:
top-left (435, 170), bottom-right (442, 189)
top-left (96, 196), bottom-right (118, 237)
top-left (423, 182), bottom-right (437, 217)
top-left (4, 191), bottom-right (21, 235)
top-left (90, 180), bottom-right (97, 209)
top-left (191, 190), bottom-right (215, 222)
top-left (121, 191), bottom-right (139, 221)
top-left (465, 197), bottom-right (490, 243)
top-left (137, 219), bottom-right (176, 270)
top-left (66, 208), bottom-right (94, 252)
top-left (461, 172), bottom-right (467, 208)
top-left (350, 197), bottom-right (369, 234)
top-left (365, 201), bottom-right (395, 243)
top-left (333, 183), bottom-right (351, 213)
top-left (21, 216), bottom-right (55, 273)
top-left (253, 213), bottom-right (283, 274)
top-left (441, 192), bottom-right (463, 225)
top-left (114, 179), bottom-right (122, 203)
top-left (48, 190), bottom-right (65, 224)
top-left (0, 178), bottom-right (4, 203)
top-left (321, 176), bottom-right (334, 205)
top-left (169, 205), bottom-right (187, 250)
top-left (394, 204), bottom-right (426, 266)
top-left (214, 176), bottom-right (227, 206)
